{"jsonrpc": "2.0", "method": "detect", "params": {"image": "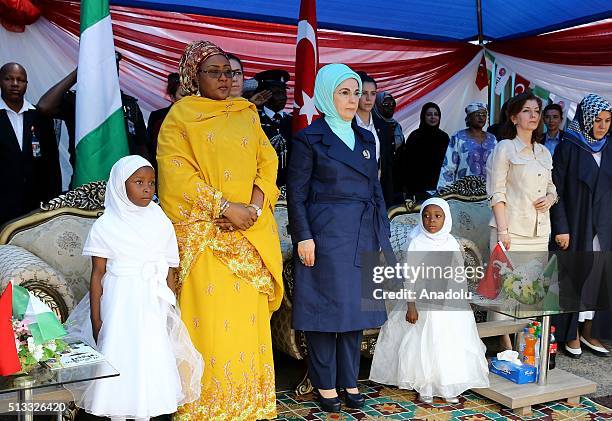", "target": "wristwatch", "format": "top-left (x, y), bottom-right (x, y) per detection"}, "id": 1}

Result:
top-left (247, 203), bottom-right (262, 218)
